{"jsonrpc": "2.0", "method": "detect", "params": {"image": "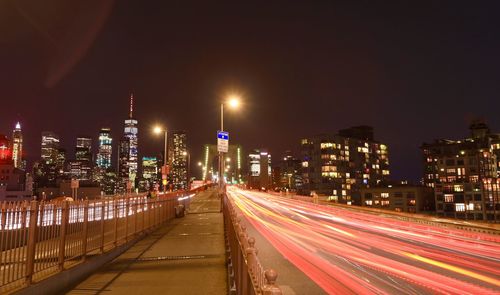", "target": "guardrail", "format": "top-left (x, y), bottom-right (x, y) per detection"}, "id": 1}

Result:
top-left (223, 192), bottom-right (282, 295)
top-left (0, 186), bottom-right (208, 294)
